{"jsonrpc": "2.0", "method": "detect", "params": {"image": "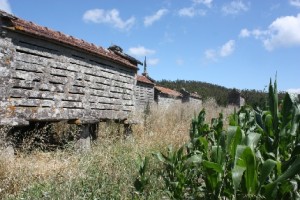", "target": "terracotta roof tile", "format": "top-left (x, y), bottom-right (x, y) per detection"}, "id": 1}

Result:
top-left (155, 86), bottom-right (182, 98)
top-left (137, 75), bottom-right (155, 85)
top-left (190, 92), bottom-right (202, 99)
top-left (0, 10), bottom-right (137, 69)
